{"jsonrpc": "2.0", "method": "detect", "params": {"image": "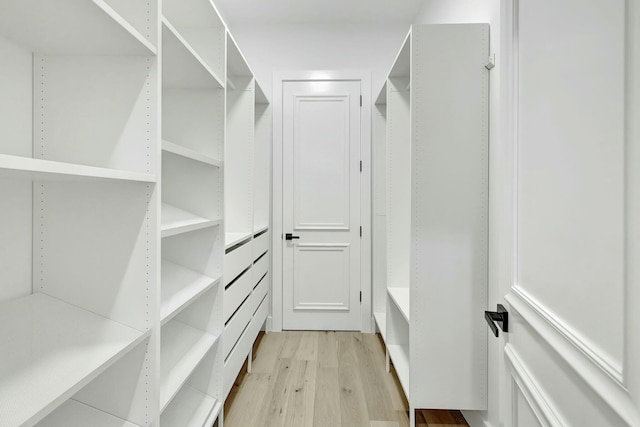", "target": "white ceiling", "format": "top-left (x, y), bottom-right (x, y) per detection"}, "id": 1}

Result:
top-left (214, 0), bottom-right (425, 25)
